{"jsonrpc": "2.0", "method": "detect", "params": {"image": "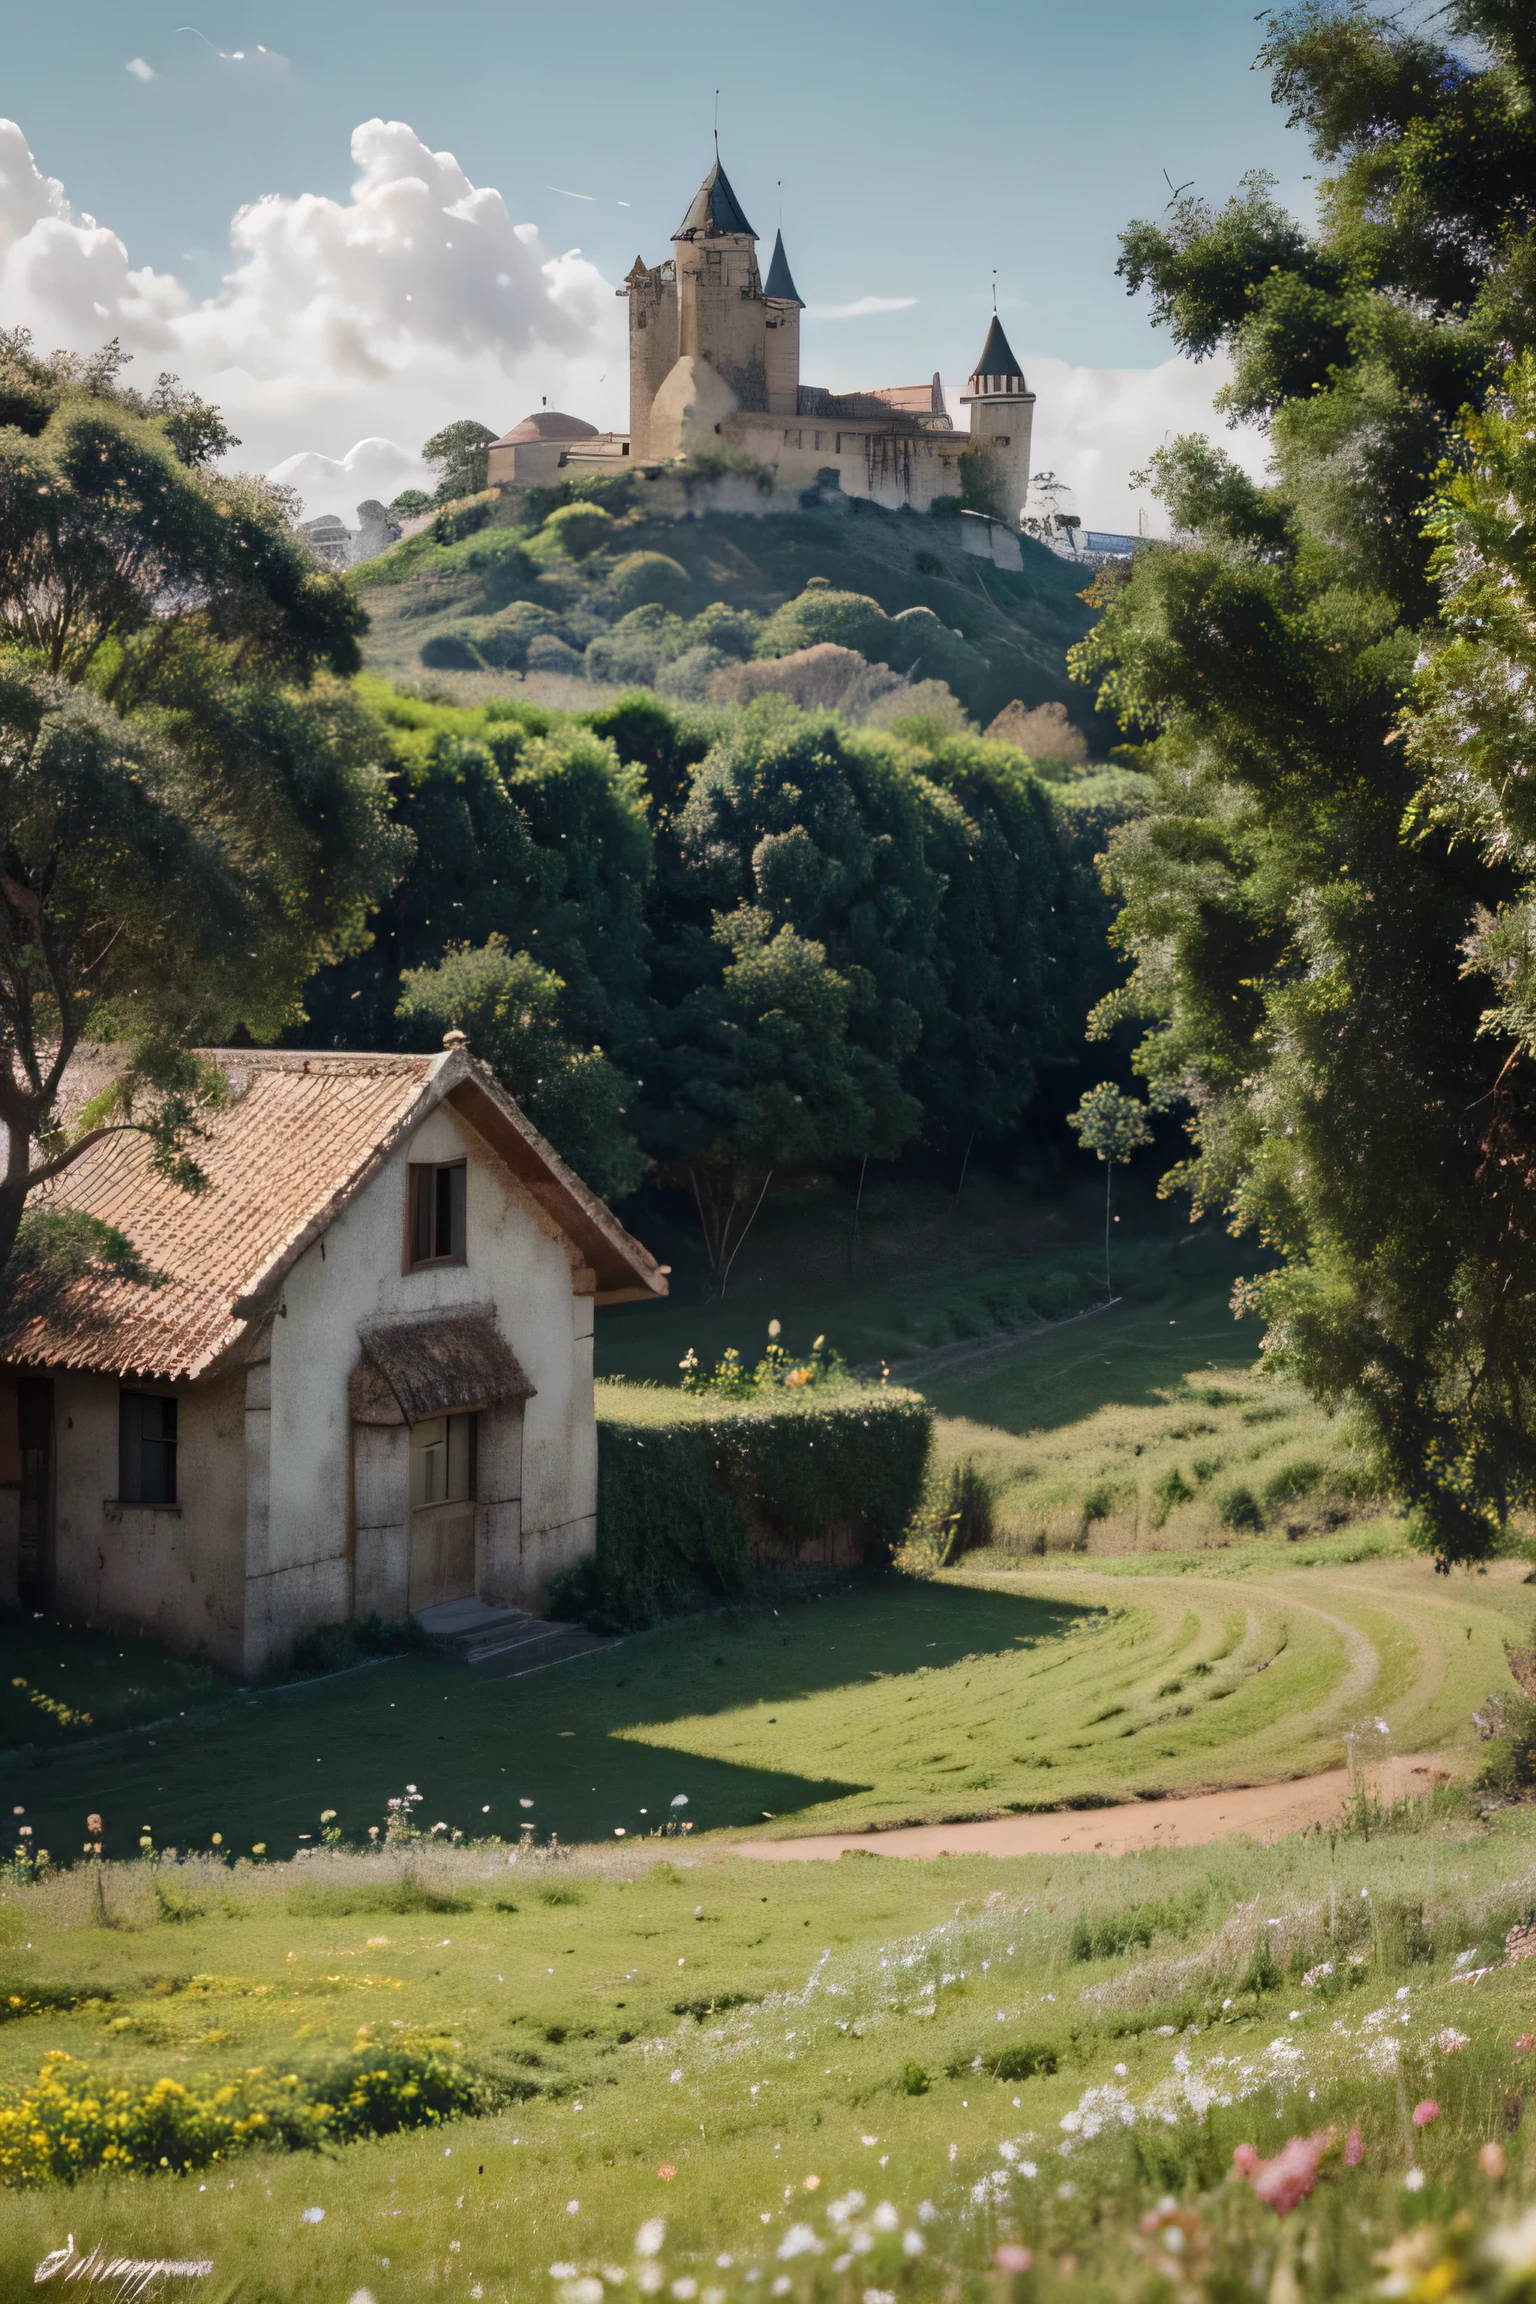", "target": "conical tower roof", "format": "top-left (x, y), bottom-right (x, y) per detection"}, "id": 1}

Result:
top-left (764, 228), bottom-right (804, 306)
top-left (677, 153), bottom-right (755, 240)
top-left (969, 313), bottom-right (1025, 383)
